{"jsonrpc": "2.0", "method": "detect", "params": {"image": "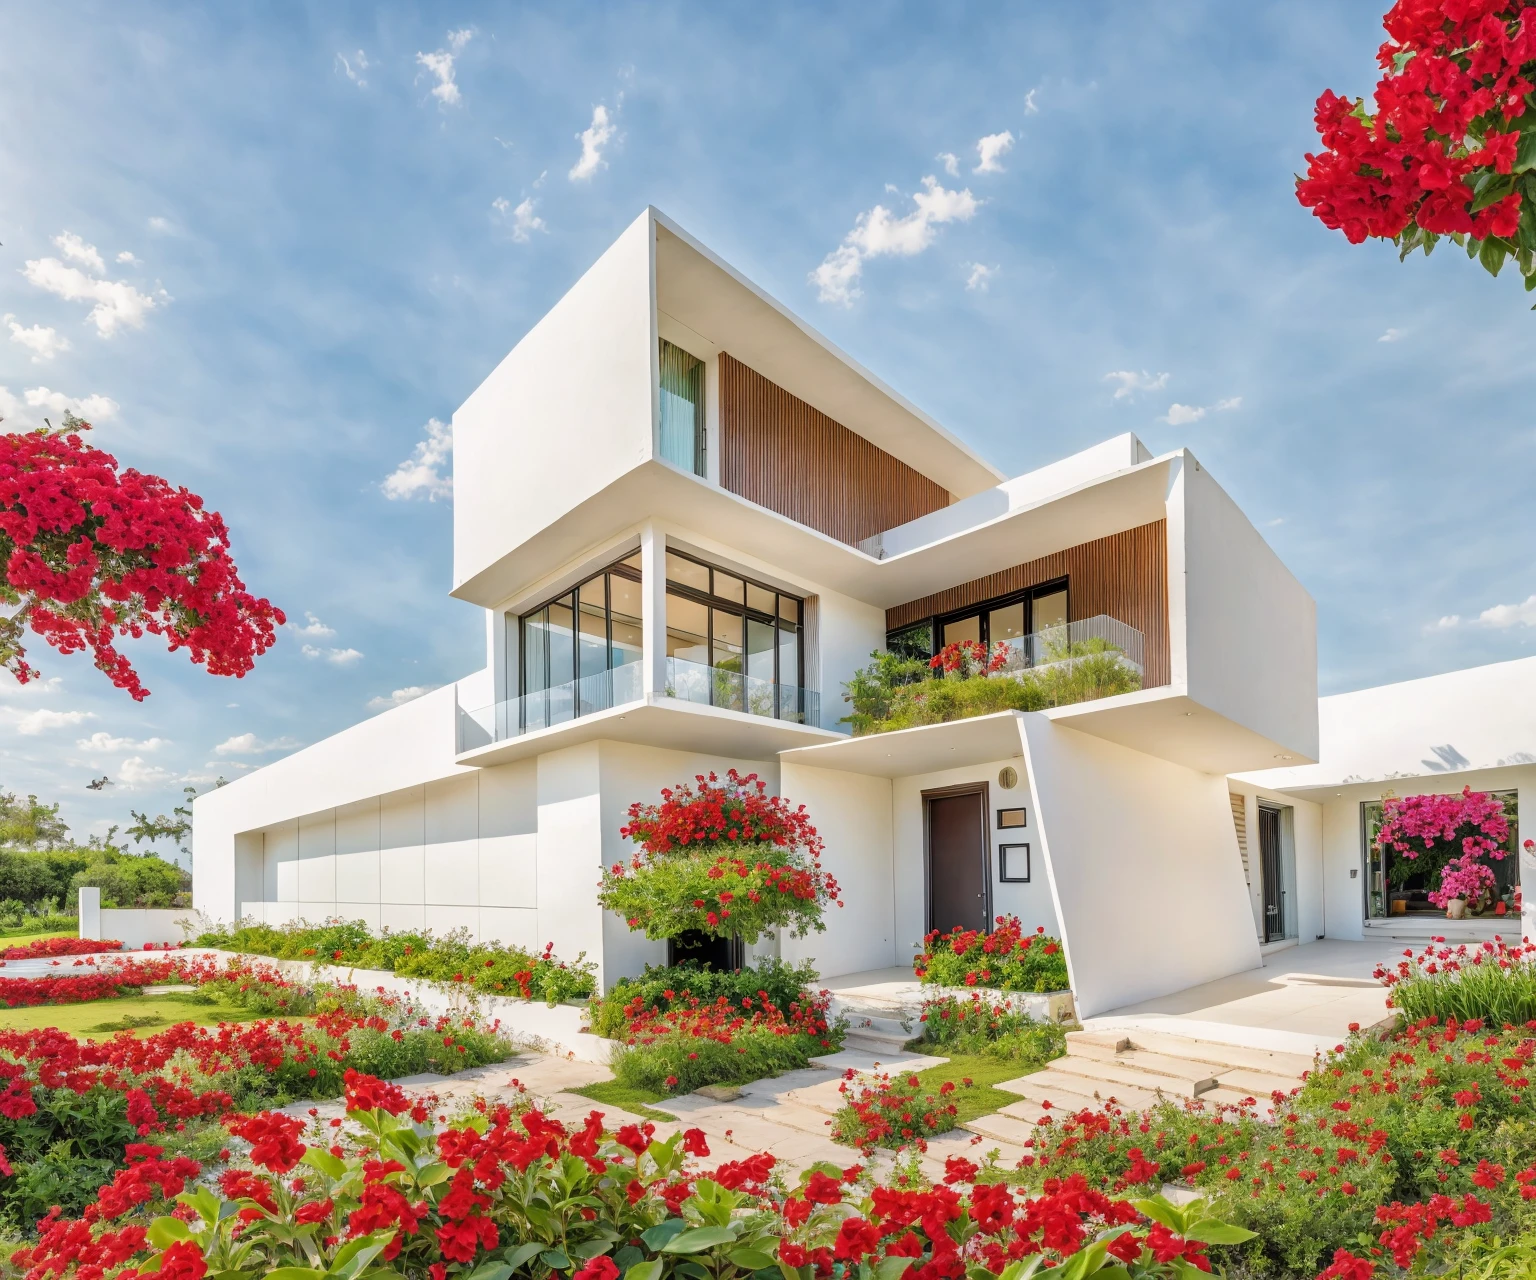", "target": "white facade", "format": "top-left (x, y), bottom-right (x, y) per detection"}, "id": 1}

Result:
top-left (196, 208), bottom-right (1326, 1014)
